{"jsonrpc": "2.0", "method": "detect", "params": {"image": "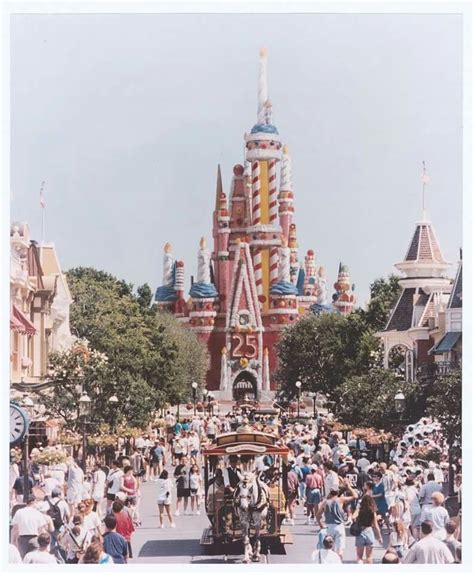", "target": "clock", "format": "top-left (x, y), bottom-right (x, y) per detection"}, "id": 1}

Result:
top-left (10, 403), bottom-right (29, 447)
